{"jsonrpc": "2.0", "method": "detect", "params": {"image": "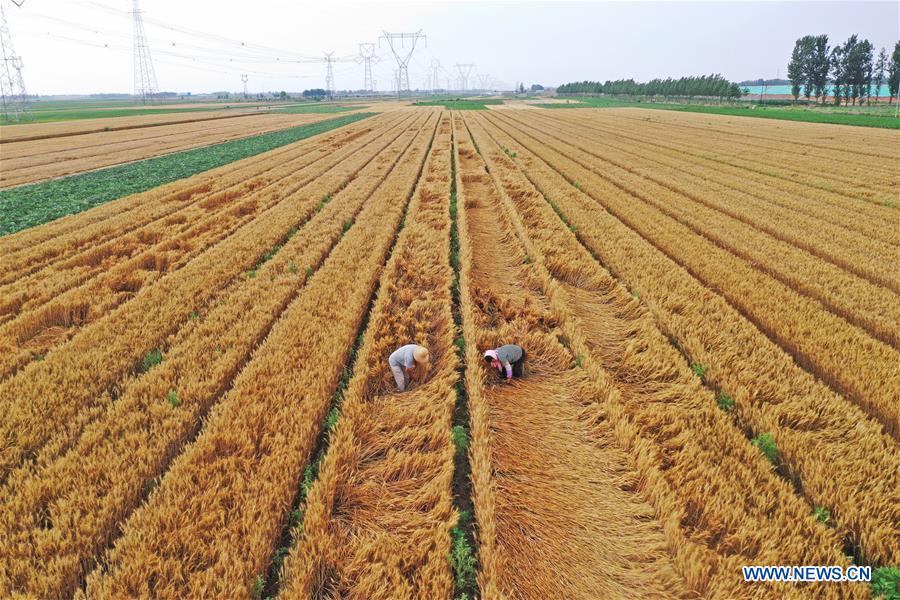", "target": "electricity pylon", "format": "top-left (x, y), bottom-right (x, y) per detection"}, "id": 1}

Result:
top-left (379, 30), bottom-right (425, 98)
top-left (132, 0), bottom-right (159, 104)
top-left (0, 2), bottom-right (30, 122)
top-left (430, 59), bottom-right (441, 95)
top-left (323, 51), bottom-right (335, 99)
top-left (477, 73), bottom-right (491, 91)
top-left (241, 74), bottom-right (248, 98)
top-left (455, 63), bottom-right (474, 92)
top-left (356, 43), bottom-right (377, 93)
